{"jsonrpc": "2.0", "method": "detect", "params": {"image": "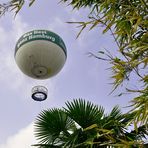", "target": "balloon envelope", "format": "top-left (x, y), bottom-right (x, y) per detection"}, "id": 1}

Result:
top-left (15, 30), bottom-right (67, 79)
